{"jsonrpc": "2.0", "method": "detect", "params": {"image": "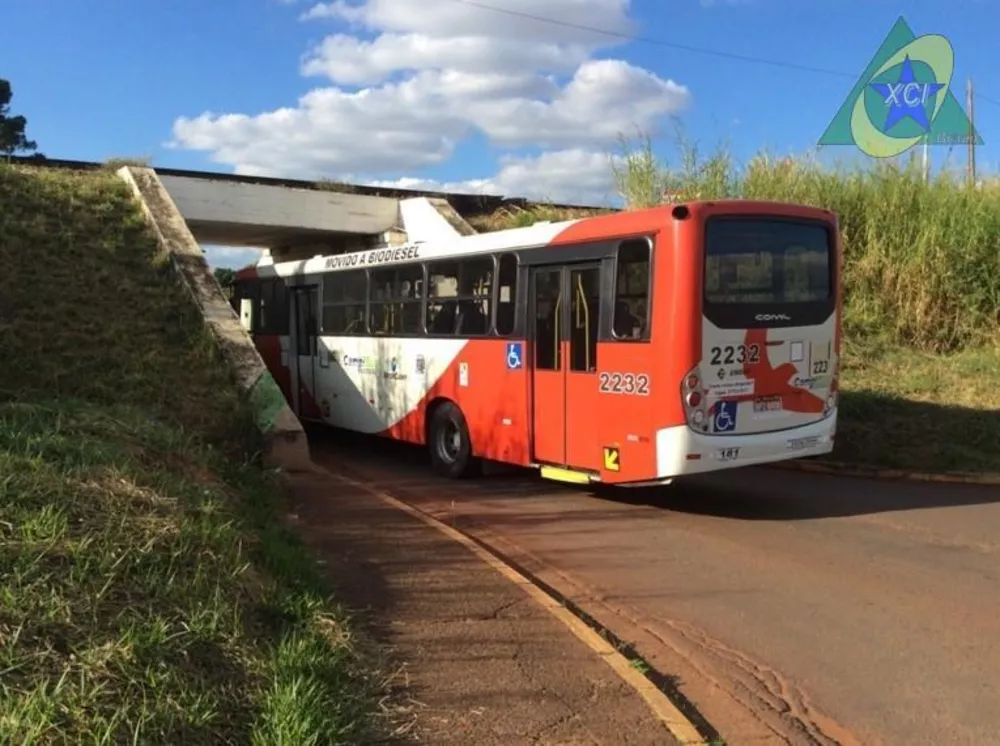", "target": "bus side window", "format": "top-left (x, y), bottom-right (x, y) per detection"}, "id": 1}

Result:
top-left (533, 269), bottom-right (561, 370)
top-left (322, 269), bottom-right (368, 335)
top-left (369, 270), bottom-right (389, 334)
top-left (426, 257), bottom-right (492, 336)
top-left (613, 239), bottom-right (651, 340)
top-left (259, 278), bottom-right (290, 335)
top-left (396, 264), bottom-right (424, 334)
top-left (495, 253), bottom-right (517, 336)
top-left (370, 265), bottom-right (423, 335)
